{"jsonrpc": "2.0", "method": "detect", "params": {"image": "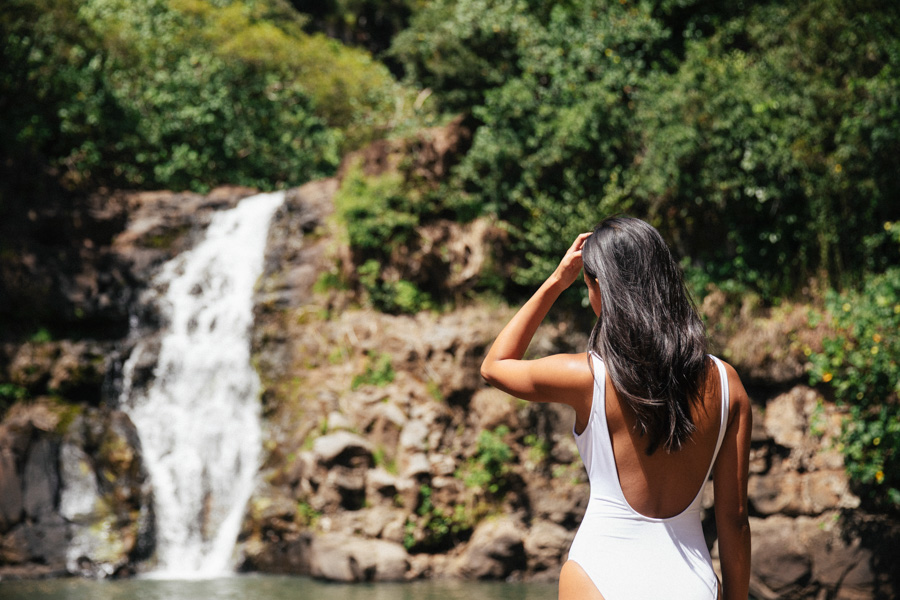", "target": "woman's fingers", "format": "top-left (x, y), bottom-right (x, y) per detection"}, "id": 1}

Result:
top-left (570, 232), bottom-right (592, 252)
top-left (553, 233), bottom-right (591, 286)
top-left (564, 233), bottom-right (592, 260)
